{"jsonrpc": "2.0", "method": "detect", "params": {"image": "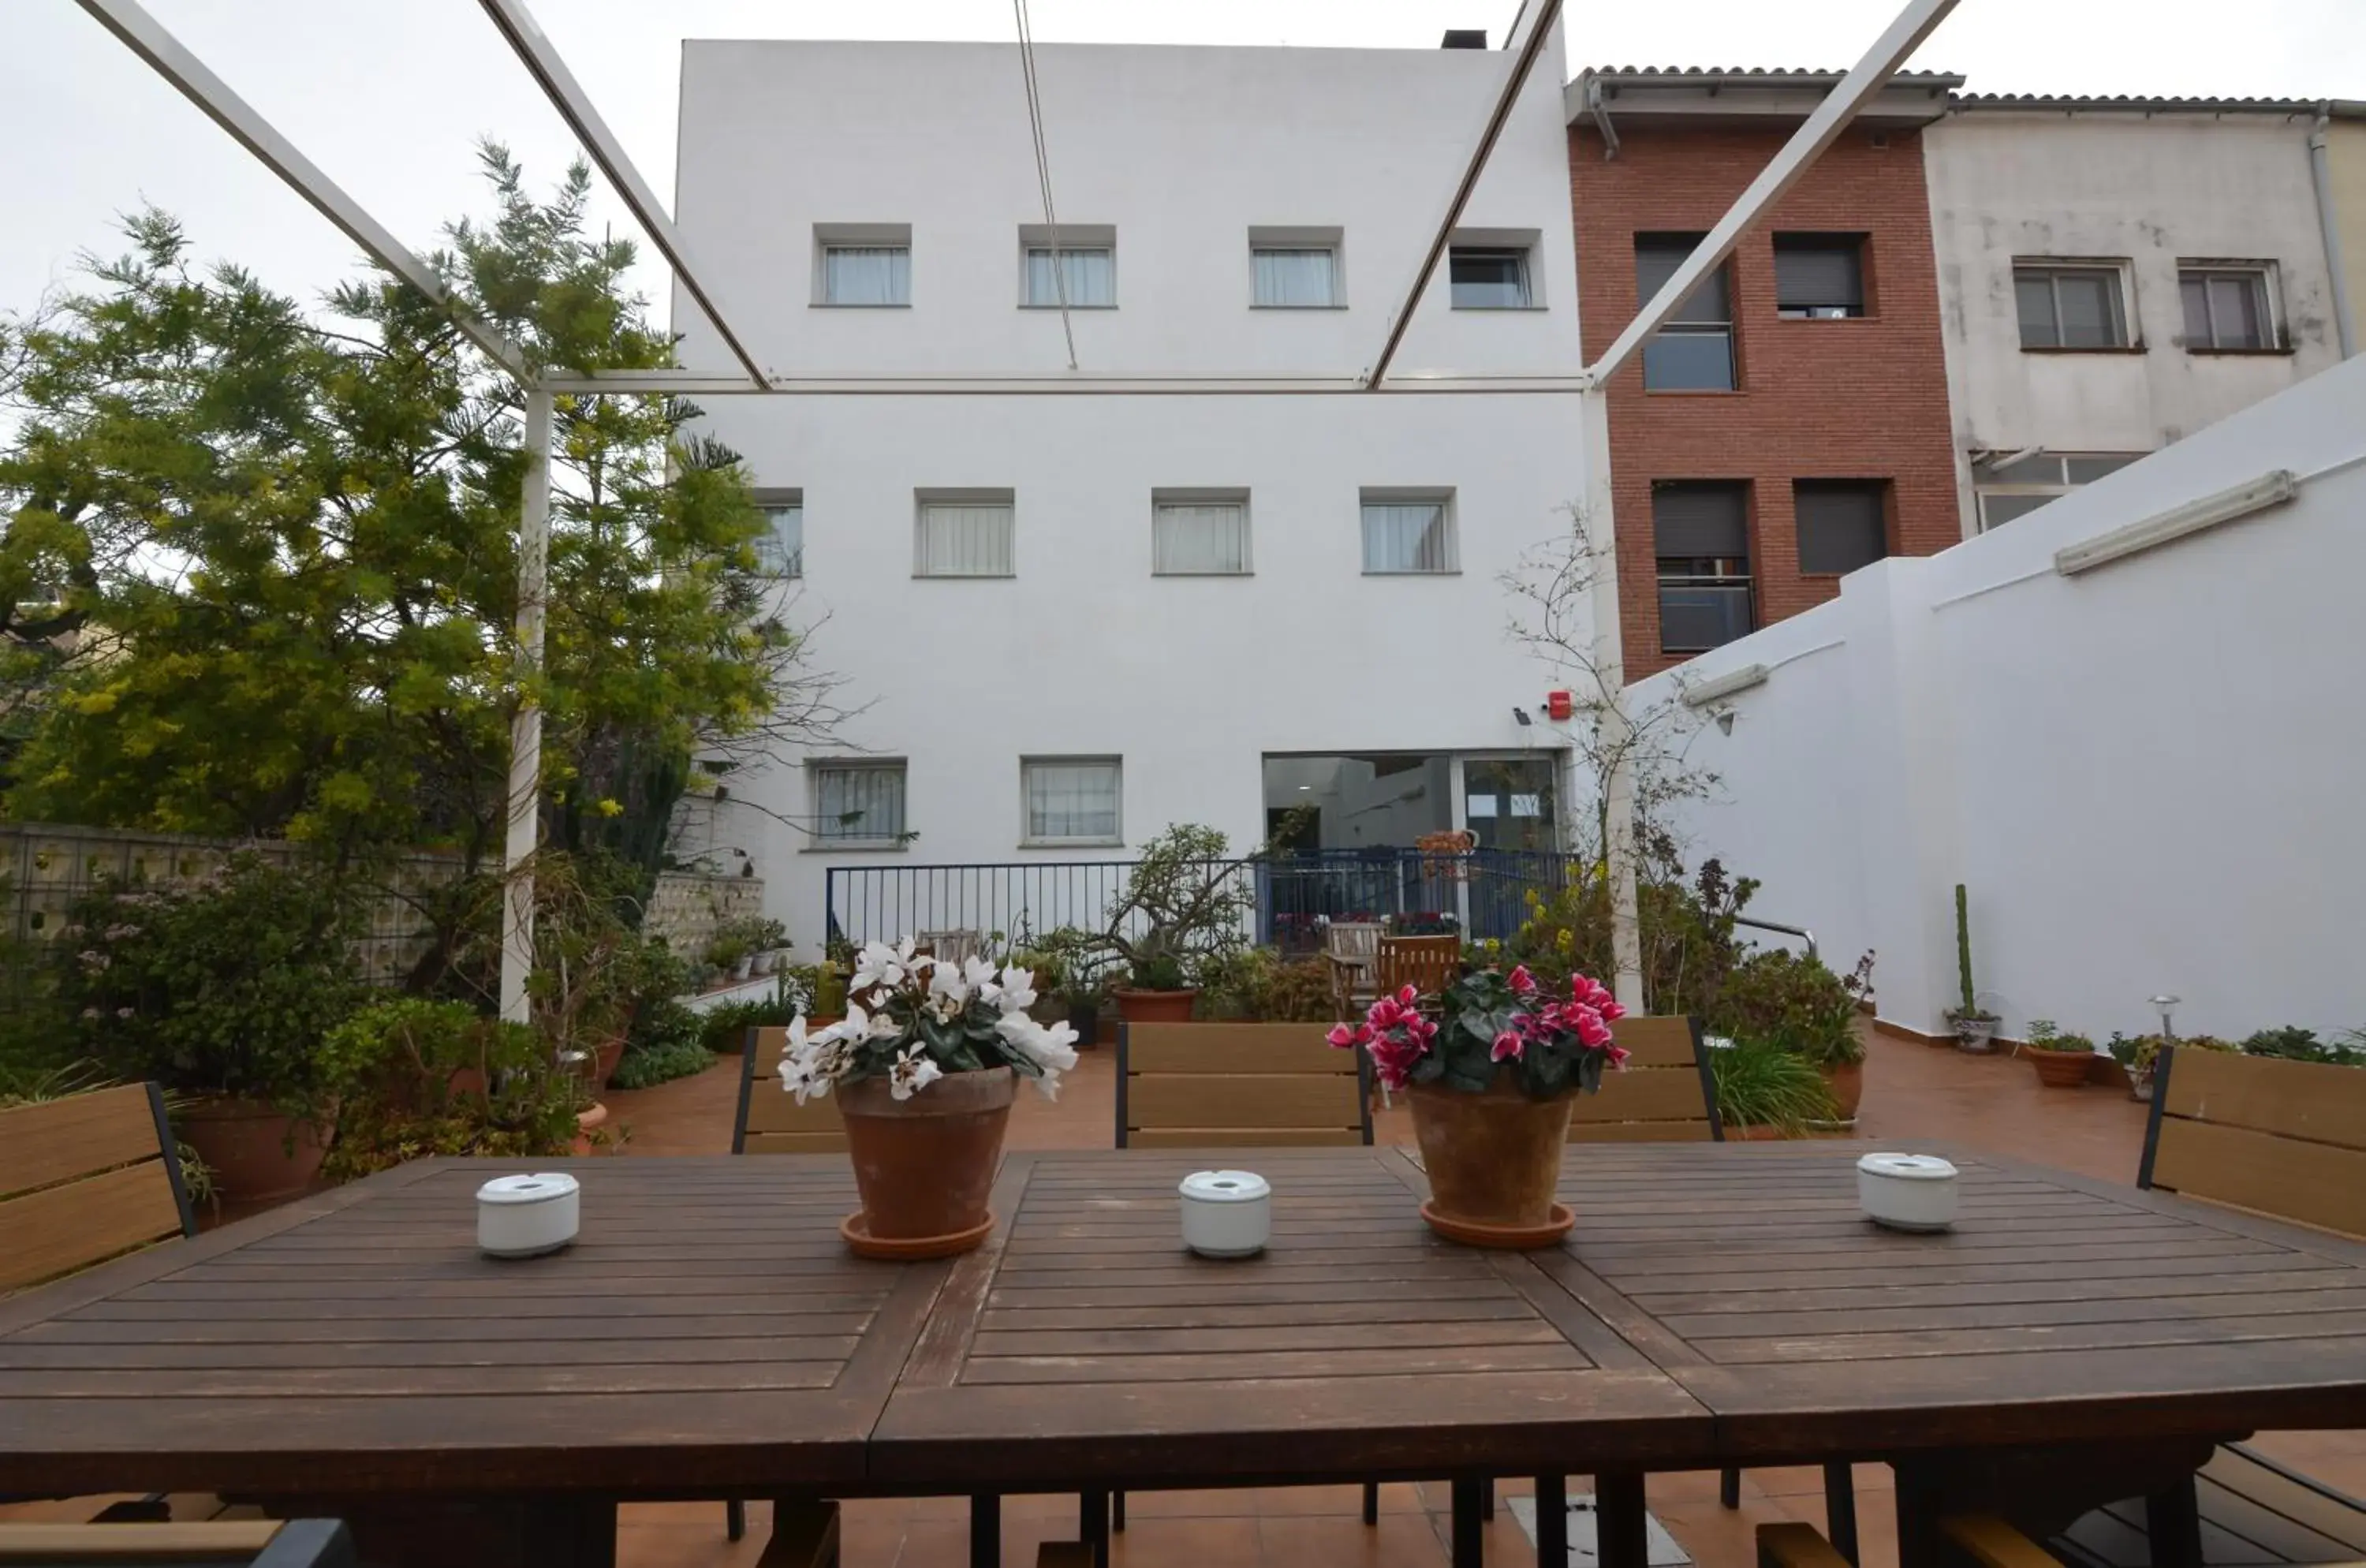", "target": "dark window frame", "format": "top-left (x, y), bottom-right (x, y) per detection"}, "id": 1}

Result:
top-left (1793, 480), bottom-right (1892, 576)
top-left (1652, 480), bottom-right (1755, 654)
top-left (1636, 233), bottom-right (1737, 392)
top-left (1773, 233), bottom-right (1869, 319)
